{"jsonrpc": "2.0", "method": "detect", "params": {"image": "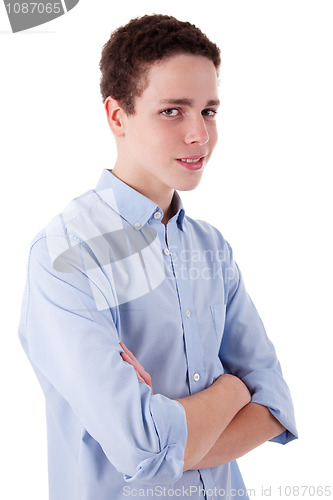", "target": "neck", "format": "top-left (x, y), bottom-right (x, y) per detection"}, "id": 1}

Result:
top-left (111, 164), bottom-right (175, 225)
top-left (161, 197), bottom-right (176, 226)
